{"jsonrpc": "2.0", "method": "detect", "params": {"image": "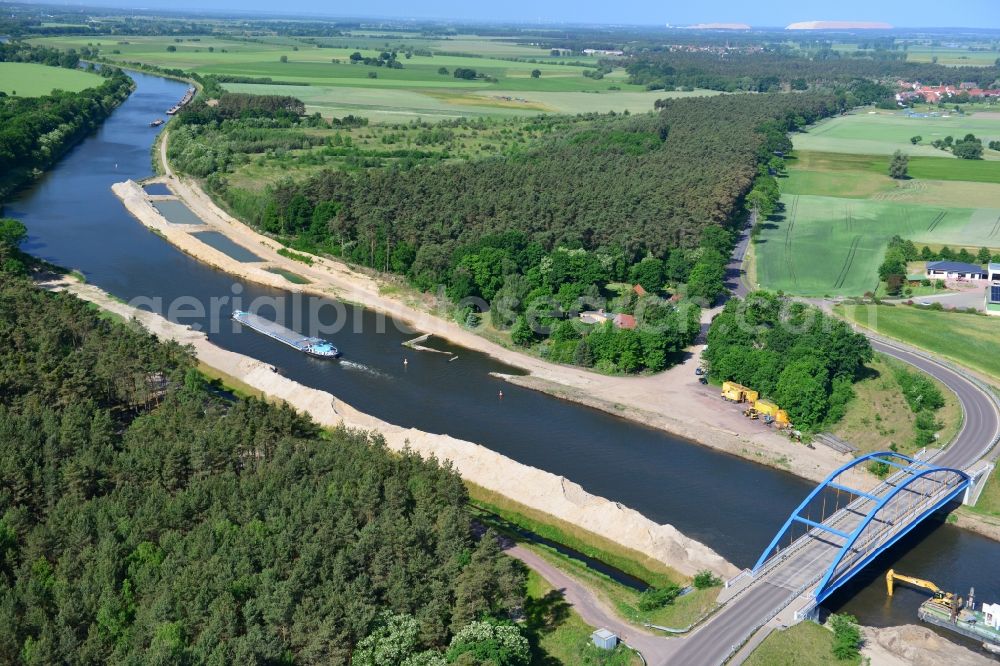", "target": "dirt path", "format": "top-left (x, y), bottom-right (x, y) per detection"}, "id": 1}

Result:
top-left (506, 544), bottom-right (679, 665)
top-left (143, 132), bottom-right (861, 486)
